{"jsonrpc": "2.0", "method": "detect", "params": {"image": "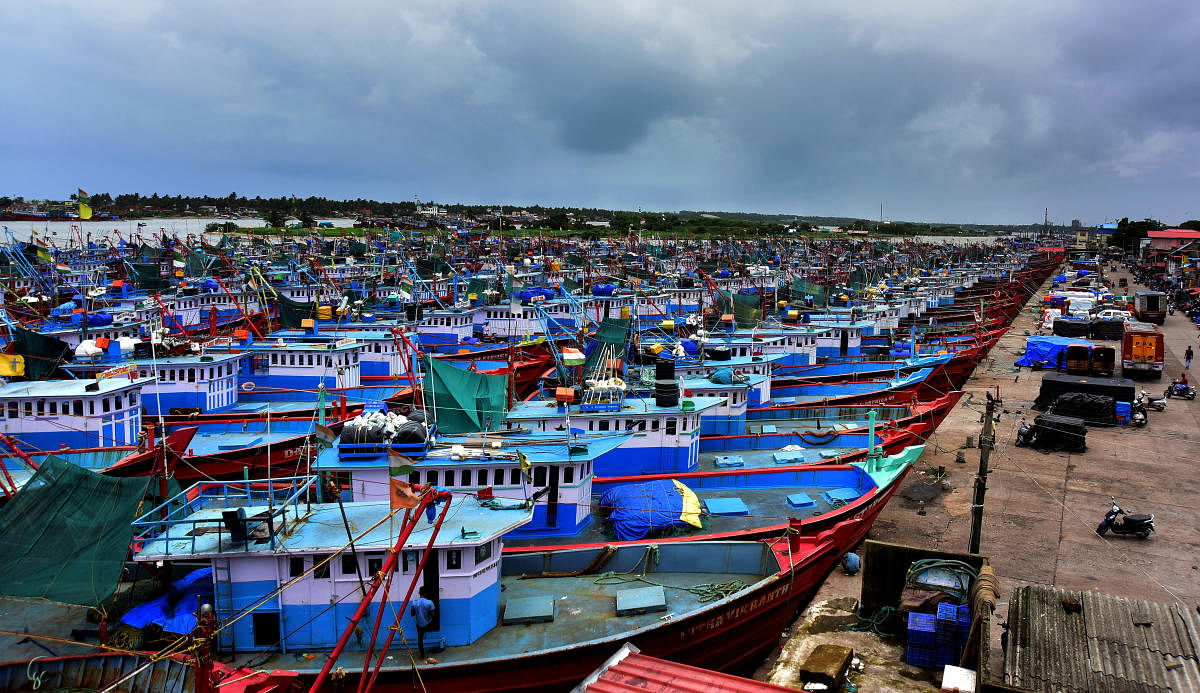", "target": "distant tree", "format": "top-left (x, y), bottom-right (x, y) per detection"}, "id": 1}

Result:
top-left (264, 209), bottom-right (288, 228)
top-left (298, 211), bottom-right (316, 228)
top-left (544, 211), bottom-right (569, 230)
top-left (1179, 219), bottom-right (1200, 232)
